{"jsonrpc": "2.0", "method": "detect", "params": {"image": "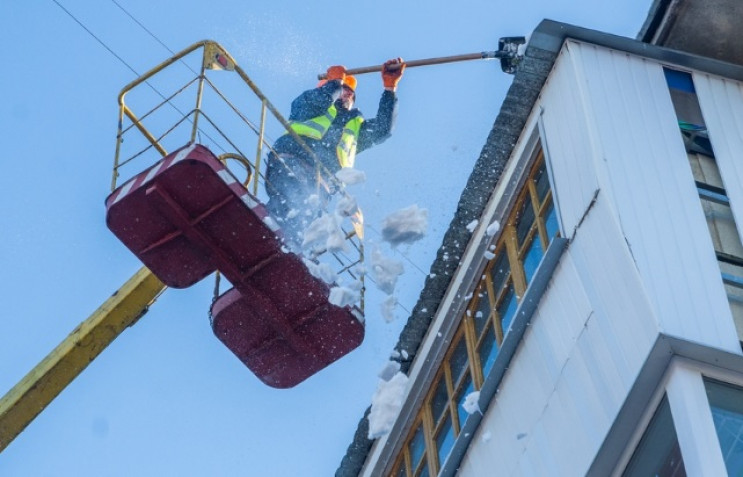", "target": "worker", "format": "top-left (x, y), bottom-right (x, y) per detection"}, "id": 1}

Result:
top-left (265, 58), bottom-right (406, 250)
